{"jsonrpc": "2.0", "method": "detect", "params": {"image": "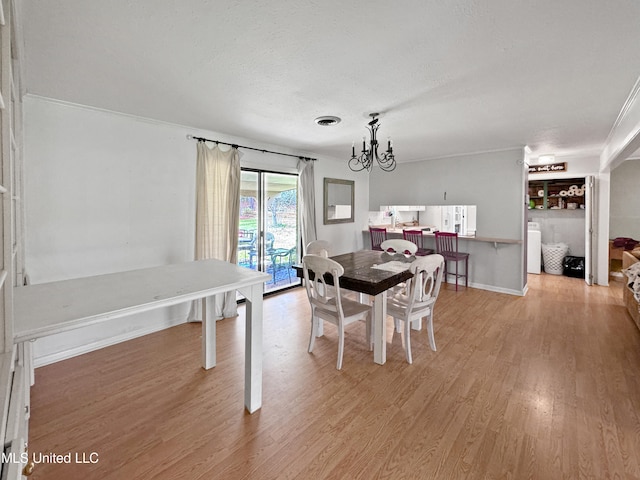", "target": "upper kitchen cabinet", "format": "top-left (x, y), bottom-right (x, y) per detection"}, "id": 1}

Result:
top-left (379, 205), bottom-right (426, 212)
